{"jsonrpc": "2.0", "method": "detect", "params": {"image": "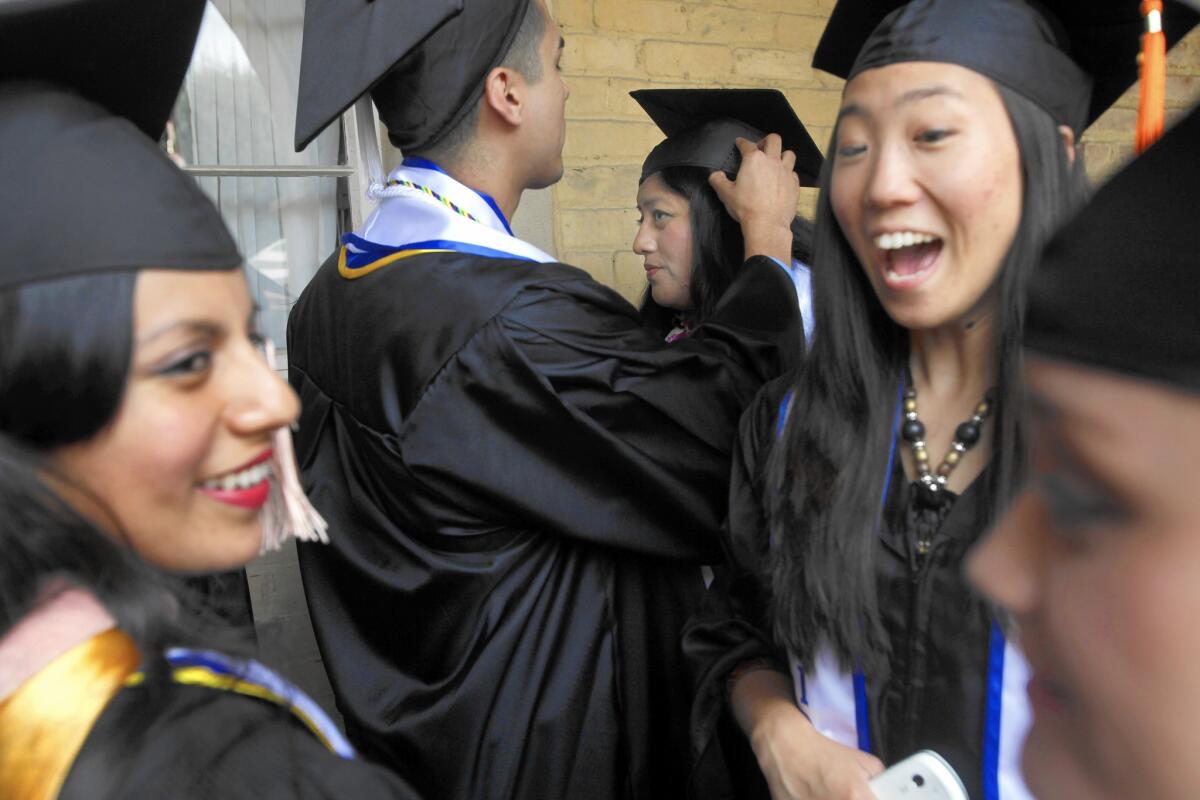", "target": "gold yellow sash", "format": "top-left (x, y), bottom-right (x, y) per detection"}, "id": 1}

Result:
top-left (0, 628), bottom-right (140, 800)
